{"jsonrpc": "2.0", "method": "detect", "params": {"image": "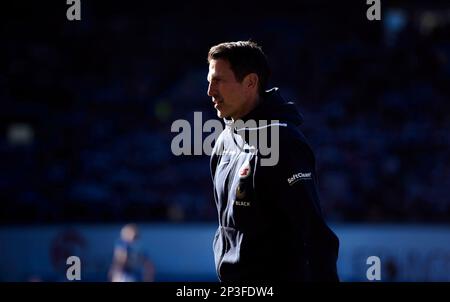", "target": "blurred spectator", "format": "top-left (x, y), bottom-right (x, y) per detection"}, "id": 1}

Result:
top-left (108, 224), bottom-right (155, 282)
